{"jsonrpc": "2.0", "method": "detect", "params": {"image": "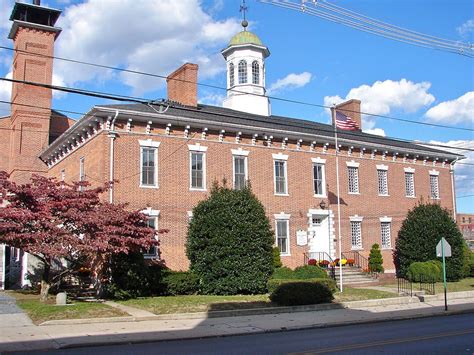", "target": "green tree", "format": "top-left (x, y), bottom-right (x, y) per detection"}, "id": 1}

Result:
top-left (186, 183), bottom-right (274, 295)
top-left (394, 202), bottom-right (465, 281)
top-left (368, 243), bottom-right (384, 273)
